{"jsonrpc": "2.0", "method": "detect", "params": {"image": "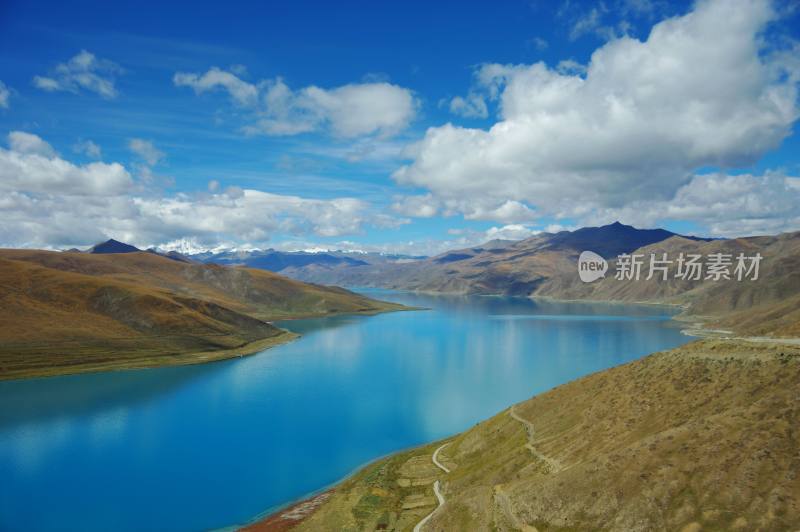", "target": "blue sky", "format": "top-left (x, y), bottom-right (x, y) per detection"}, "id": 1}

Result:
top-left (1, 0), bottom-right (799, 254)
